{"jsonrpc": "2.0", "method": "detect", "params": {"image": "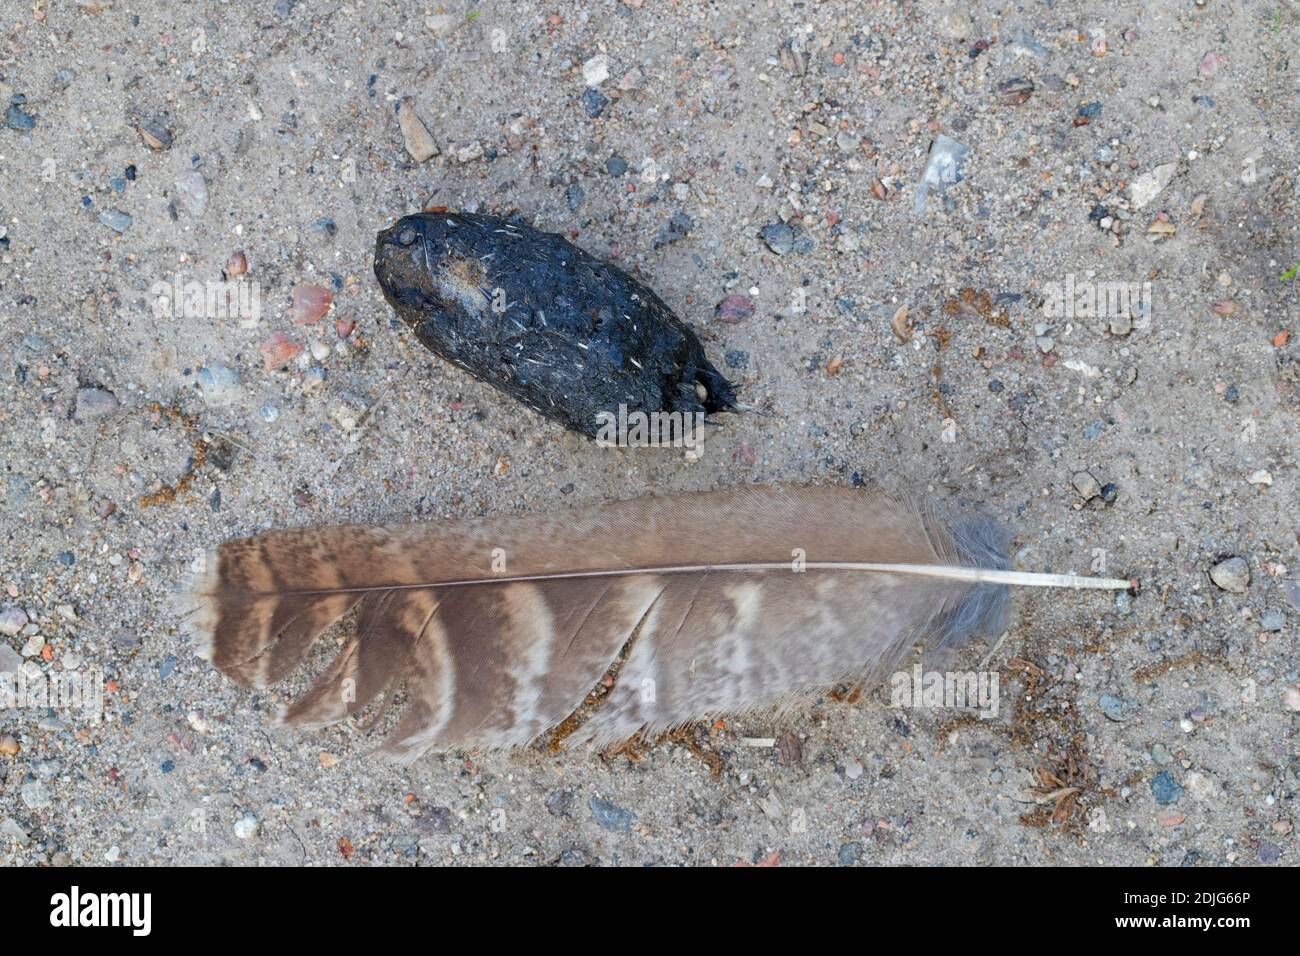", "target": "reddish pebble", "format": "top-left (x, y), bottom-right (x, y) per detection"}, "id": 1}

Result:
top-left (1158, 810), bottom-right (1186, 827)
top-left (260, 331), bottom-right (303, 370)
top-left (335, 317), bottom-right (355, 339)
top-left (225, 250), bottom-right (248, 278)
top-left (714, 295), bottom-right (755, 324)
top-left (1274, 330), bottom-right (1290, 348)
top-left (289, 283), bottom-right (332, 325)
top-left (731, 442), bottom-right (756, 466)
top-left (1198, 51), bottom-right (1226, 78)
